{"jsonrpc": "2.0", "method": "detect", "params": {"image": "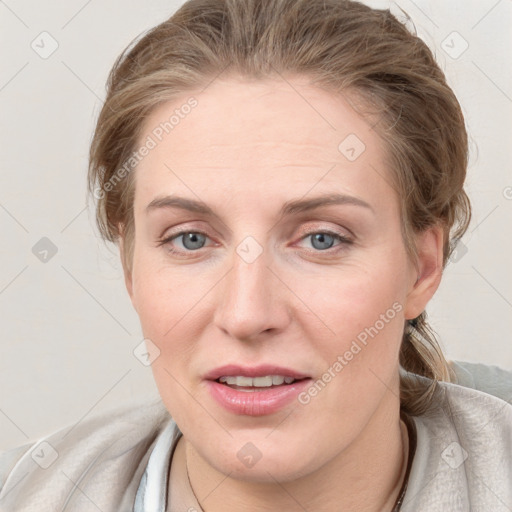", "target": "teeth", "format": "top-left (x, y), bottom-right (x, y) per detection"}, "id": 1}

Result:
top-left (253, 376), bottom-right (273, 387)
top-left (218, 375), bottom-right (297, 387)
